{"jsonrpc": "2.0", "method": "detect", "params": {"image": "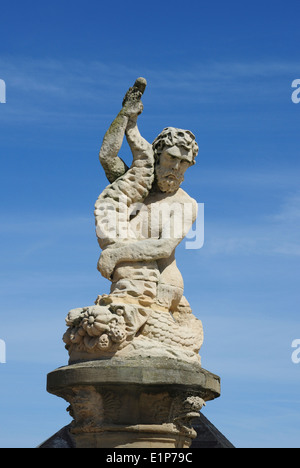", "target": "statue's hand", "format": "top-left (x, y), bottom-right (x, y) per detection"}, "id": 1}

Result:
top-left (122, 77), bottom-right (146, 119)
top-left (122, 99), bottom-right (143, 119)
top-left (97, 247), bottom-right (117, 280)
